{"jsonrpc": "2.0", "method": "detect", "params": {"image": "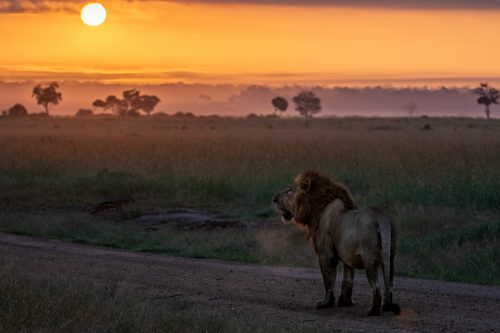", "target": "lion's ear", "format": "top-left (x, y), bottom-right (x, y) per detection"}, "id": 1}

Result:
top-left (300, 178), bottom-right (313, 193)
